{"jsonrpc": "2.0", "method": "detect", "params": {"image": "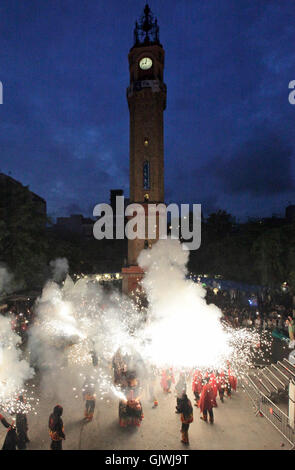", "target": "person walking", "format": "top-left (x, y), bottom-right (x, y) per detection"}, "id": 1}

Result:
top-left (16, 396), bottom-right (30, 449)
top-left (175, 372), bottom-right (187, 413)
top-left (192, 369), bottom-right (202, 407)
top-left (199, 379), bottom-right (215, 424)
top-left (216, 371), bottom-right (226, 403)
top-left (82, 377), bottom-right (96, 422)
top-left (177, 393), bottom-right (193, 445)
top-left (160, 368), bottom-right (175, 393)
top-left (48, 405), bottom-right (65, 450)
